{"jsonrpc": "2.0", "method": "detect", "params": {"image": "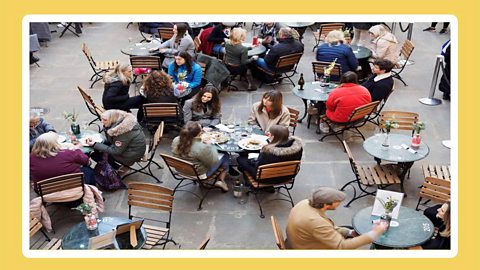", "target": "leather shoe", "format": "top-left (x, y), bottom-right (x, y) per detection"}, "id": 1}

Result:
top-left (214, 180), bottom-right (229, 192)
